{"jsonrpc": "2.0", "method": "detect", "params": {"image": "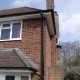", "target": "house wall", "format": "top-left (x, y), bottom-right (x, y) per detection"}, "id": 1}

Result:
top-left (0, 17), bottom-right (61, 80)
top-left (51, 36), bottom-right (57, 66)
top-left (0, 0), bottom-right (62, 80)
top-left (0, 18), bottom-right (52, 80)
top-left (44, 23), bottom-right (51, 80)
top-left (0, 19), bottom-right (42, 80)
